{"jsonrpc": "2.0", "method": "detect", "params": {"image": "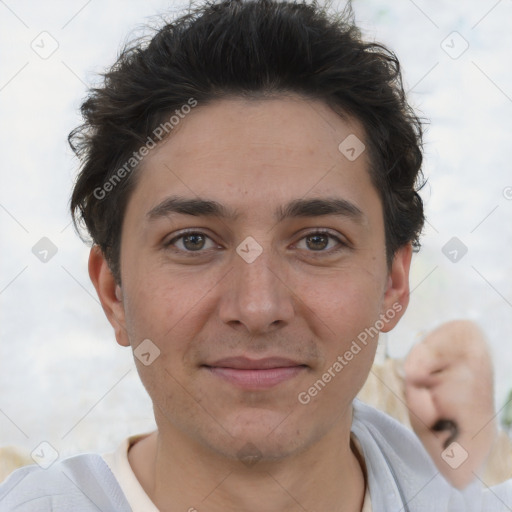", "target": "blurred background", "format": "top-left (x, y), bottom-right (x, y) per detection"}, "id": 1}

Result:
top-left (1, 0), bottom-right (511, 459)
